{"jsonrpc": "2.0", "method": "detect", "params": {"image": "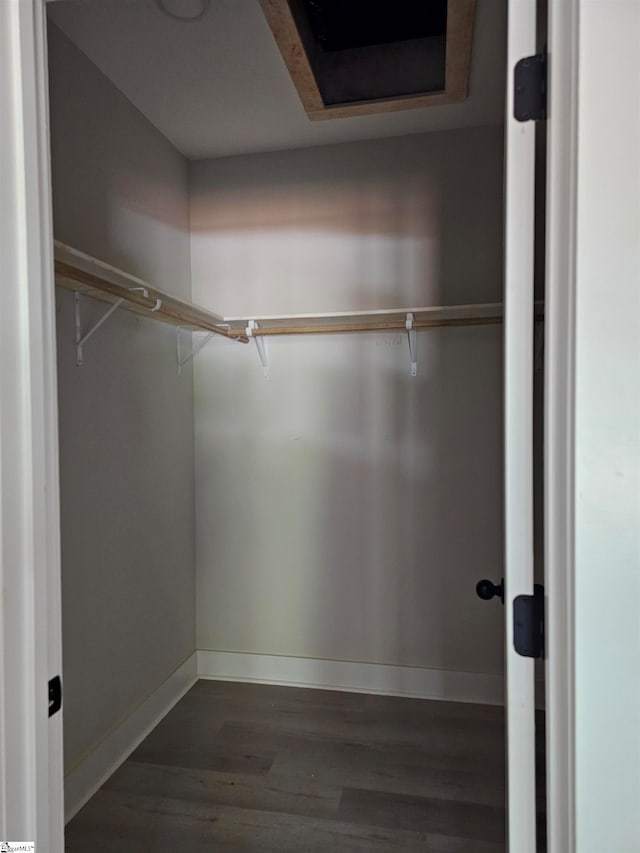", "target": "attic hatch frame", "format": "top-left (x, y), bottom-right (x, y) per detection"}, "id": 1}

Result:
top-left (260, 0), bottom-right (476, 120)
